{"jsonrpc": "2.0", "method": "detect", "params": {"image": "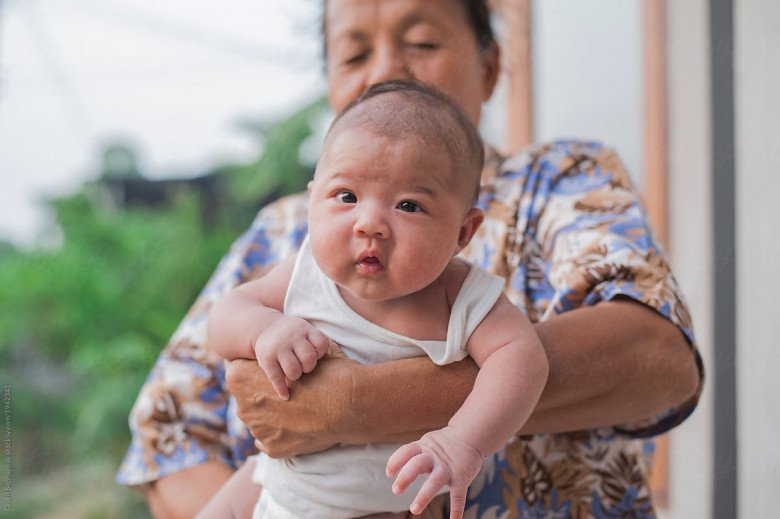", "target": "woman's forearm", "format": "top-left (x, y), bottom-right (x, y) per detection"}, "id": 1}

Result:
top-left (342, 355), bottom-right (478, 445)
top-left (340, 299), bottom-right (700, 444)
top-left (521, 299), bottom-right (700, 433)
top-left (232, 299), bottom-right (700, 456)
